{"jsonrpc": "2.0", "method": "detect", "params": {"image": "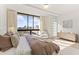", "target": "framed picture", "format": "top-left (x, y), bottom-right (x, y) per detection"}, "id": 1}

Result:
top-left (63, 20), bottom-right (73, 28)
